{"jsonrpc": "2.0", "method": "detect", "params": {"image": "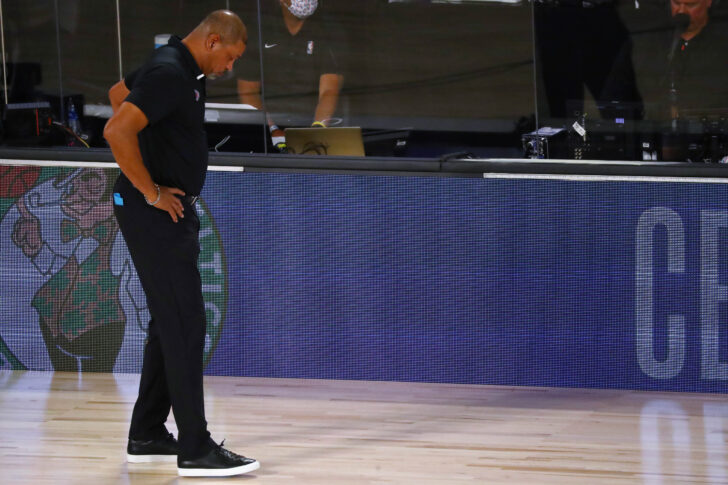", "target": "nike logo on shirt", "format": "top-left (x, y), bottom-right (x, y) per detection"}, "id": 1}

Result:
top-left (264, 43), bottom-right (278, 48)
